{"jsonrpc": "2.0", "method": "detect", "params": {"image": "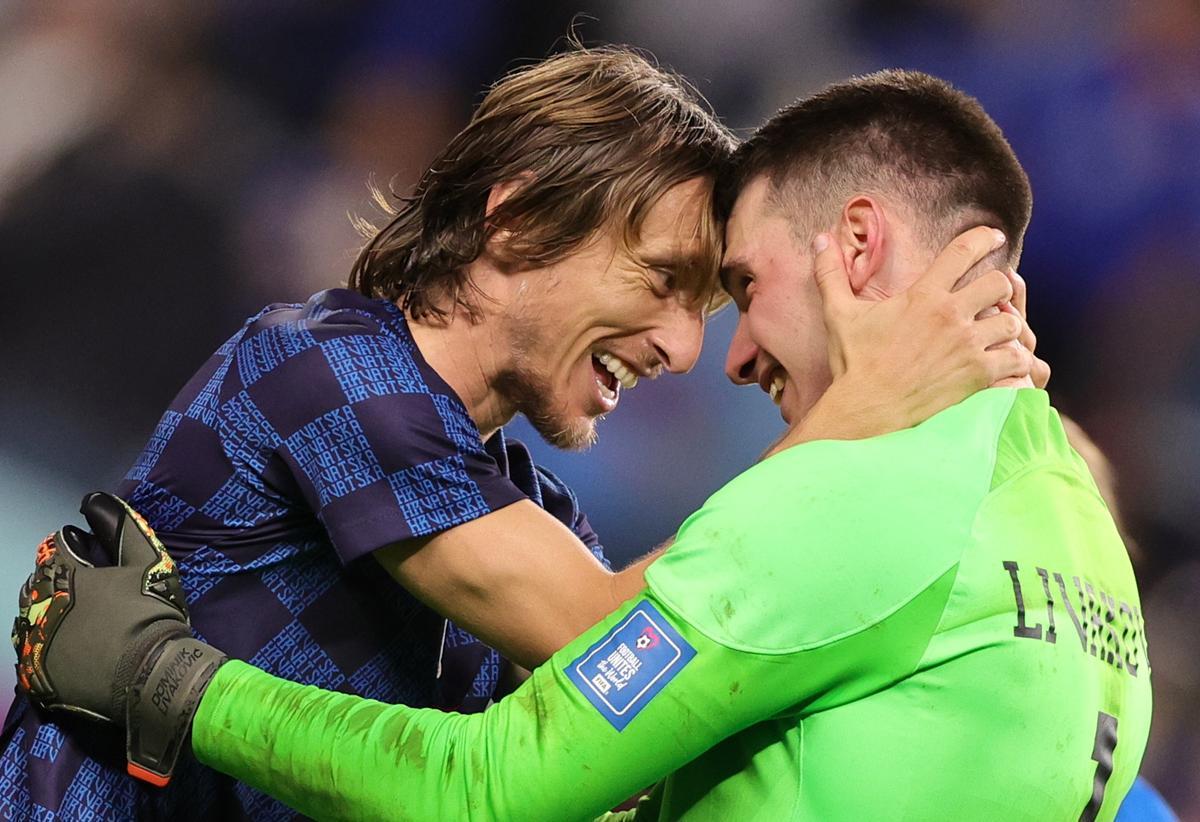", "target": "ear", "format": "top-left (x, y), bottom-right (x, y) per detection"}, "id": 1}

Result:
top-left (483, 175), bottom-right (535, 267)
top-left (486, 178), bottom-right (523, 219)
top-left (836, 196), bottom-right (888, 294)
top-left (485, 173), bottom-right (535, 231)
